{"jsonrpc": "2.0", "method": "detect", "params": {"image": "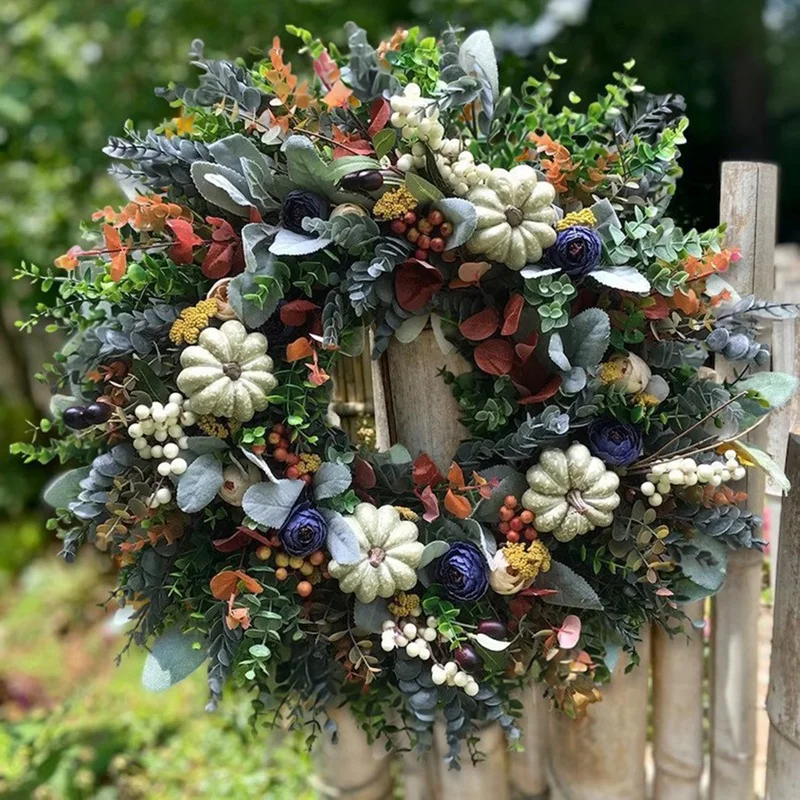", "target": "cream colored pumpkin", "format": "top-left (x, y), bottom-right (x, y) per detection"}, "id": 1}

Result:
top-left (466, 164), bottom-right (557, 270)
top-left (522, 443), bottom-right (620, 542)
top-left (177, 320), bottom-right (277, 423)
top-left (328, 503), bottom-right (424, 604)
